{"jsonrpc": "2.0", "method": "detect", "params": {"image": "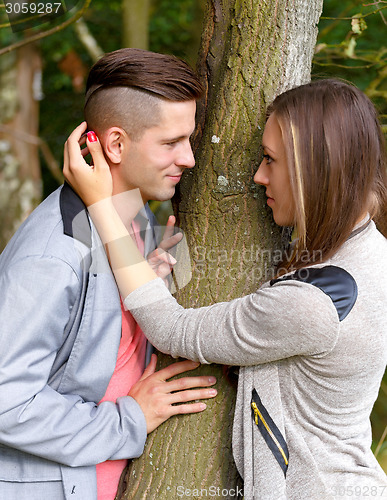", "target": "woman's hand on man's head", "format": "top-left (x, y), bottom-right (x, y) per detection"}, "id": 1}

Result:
top-left (63, 122), bottom-right (113, 207)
